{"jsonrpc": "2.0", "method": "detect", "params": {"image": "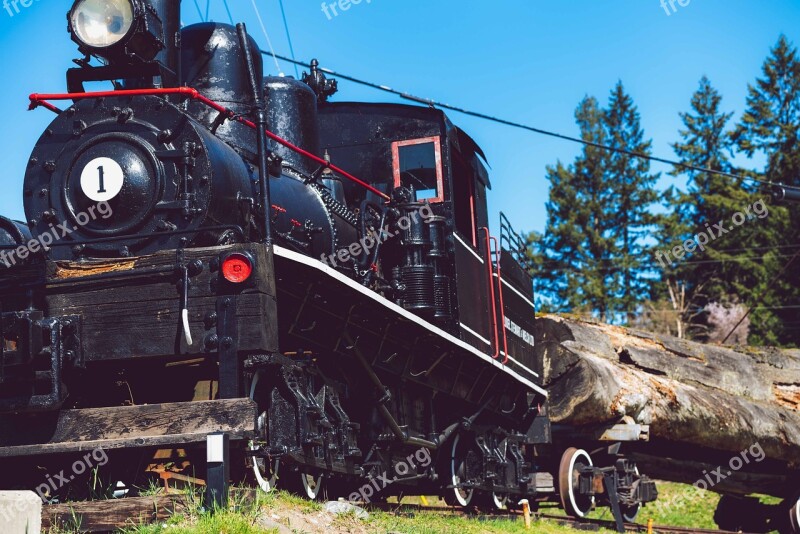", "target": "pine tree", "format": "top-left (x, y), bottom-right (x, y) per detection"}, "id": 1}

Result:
top-left (734, 36), bottom-right (800, 191)
top-left (603, 82), bottom-right (661, 322)
top-left (656, 77), bottom-right (746, 339)
top-left (530, 86), bottom-right (660, 323)
top-left (656, 76), bottom-right (790, 345)
top-left (731, 36), bottom-right (799, 345)
top-left (529, 96), bottom-right (617, 321)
